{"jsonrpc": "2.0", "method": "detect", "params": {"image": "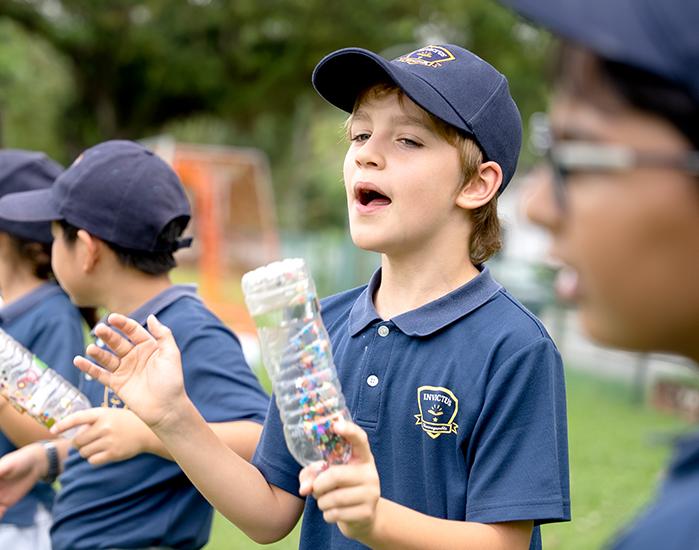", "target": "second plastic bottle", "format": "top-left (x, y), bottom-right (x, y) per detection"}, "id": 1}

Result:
top-left (0, 328), bottom-right (91, 438)
top-left (242, 258), bottom-right (352, 467)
